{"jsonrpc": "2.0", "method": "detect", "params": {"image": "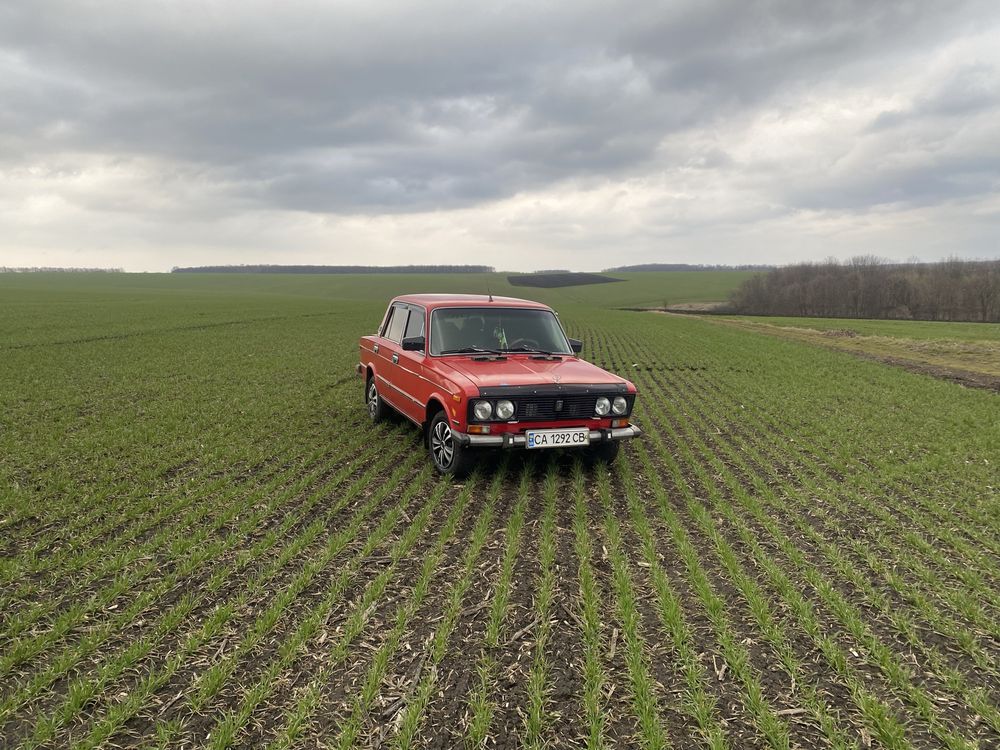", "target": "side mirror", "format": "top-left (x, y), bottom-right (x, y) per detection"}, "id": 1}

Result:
top-left (401, 336), bottom-right (425, 352)
top-left (568, 338), bottom-right (583, 354)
